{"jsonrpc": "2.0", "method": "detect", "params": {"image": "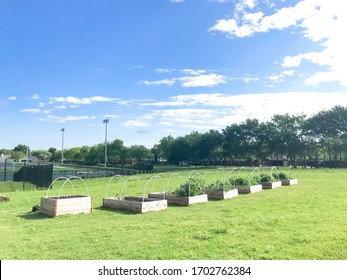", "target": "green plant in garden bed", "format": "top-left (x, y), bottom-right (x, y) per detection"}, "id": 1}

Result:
top-left (173, 177), bottom-right (204, 197)
top-left (206, 179), bottom-right (234, 192)
top-left (259, 173), bottom-right (275, 183)
top-left (277, 172), bottom-right (292, 180)
top-left (232, 176), bottom-right (259, 186)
